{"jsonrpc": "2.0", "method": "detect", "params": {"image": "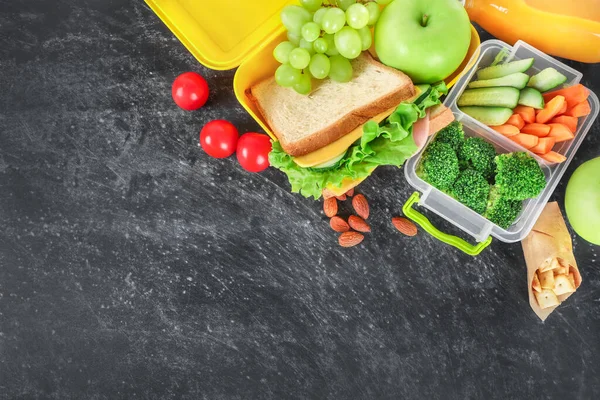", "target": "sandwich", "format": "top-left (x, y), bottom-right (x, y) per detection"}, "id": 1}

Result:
top-left (249, 53), bottom-right (455, 199)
